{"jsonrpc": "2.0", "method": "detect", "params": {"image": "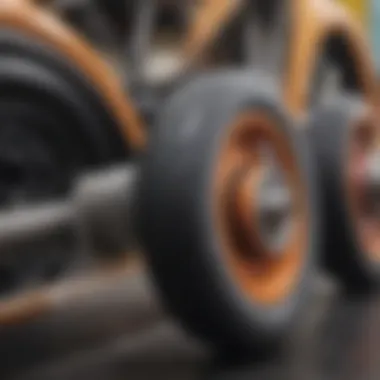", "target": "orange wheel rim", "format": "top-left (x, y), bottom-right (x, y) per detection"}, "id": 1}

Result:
top-left (214, 111), bottom-right (309, 305)
top-left (346, 111), bottom-right (380, 261)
